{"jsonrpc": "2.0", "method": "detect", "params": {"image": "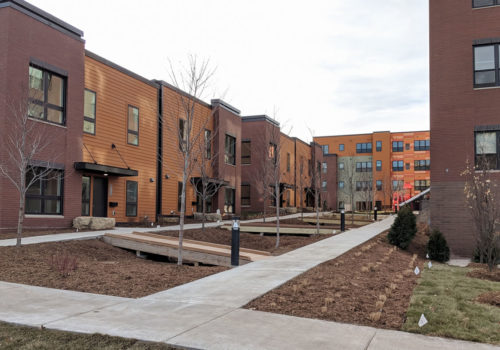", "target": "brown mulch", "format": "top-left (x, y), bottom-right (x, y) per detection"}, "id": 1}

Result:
top-left (467, 263), bottom-right (500, 282)
top-left (157, 227), bottom-right (332, 256)
top-left (476, 291), bottom-right (500, 307)
top-left (0, 239), bottom-right (226, 298)
top-left (245, 230), bottom-right (426, 330)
